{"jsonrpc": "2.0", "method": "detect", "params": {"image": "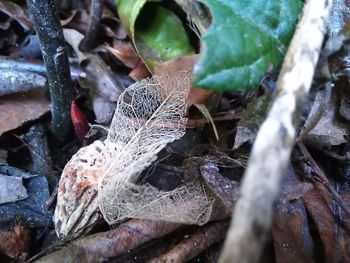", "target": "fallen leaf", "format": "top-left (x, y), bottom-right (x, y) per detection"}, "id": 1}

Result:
top-left (304, 89), bottom-right (348, 148)
top-left (128, 59), bottom-right (150, 81)
top-left (0, 90), bottom-right (49, 135)
top-left (273, 165), bottom-right (315, 263)
top-left (303, 184), bottom-right (350, 263)
top-left (0, 174), bottom-right (28, 204)
top-left (151, 221), bottom-right (229, 262)
top-left (0, 168), bottom-right (52, 228)
top-left (103, 42), bottom-right (139, 68)
top-left (155, 55), bottom-right (214, 106)
top-left (0, 0), bottom-right (32, 31)
top-left (92, 95), bottom-right (116, 124)
top-left (38, 219), bottom-right (180, 262)
top-left (101, 7), bottom-right (128, 40)
top-left (233, 93), bottom-right (271, 149)
top-left (0, 220), bottom-right (31, 260)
